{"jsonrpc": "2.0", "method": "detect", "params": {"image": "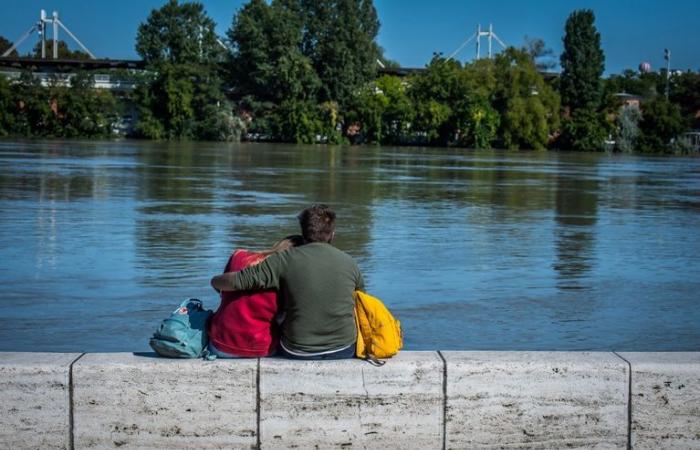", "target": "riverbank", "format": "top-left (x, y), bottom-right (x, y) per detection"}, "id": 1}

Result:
top-left (1, 351), bottom-right (698, 449)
